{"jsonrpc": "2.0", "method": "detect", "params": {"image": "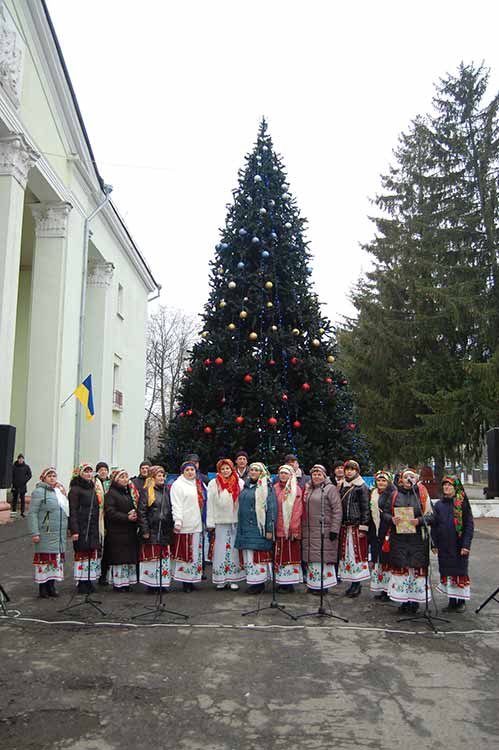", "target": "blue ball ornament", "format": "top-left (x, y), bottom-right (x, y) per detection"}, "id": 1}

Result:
top-left (261, 250), bottom-right (270, 259)
top-left (239, 228), bottom-right (247, 236)
top-left (251, 236), bottom-right (260, 244)
top-left (221, 242), bottom-right (229, 250)
top-left (237, 261), bottom-right (245, 269)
